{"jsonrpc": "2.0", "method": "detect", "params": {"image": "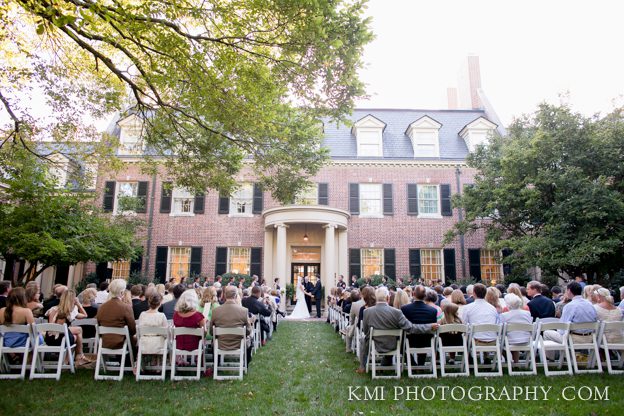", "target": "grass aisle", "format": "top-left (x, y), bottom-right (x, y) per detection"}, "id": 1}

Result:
top-left (1, 321), bottom-right (622, 415)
